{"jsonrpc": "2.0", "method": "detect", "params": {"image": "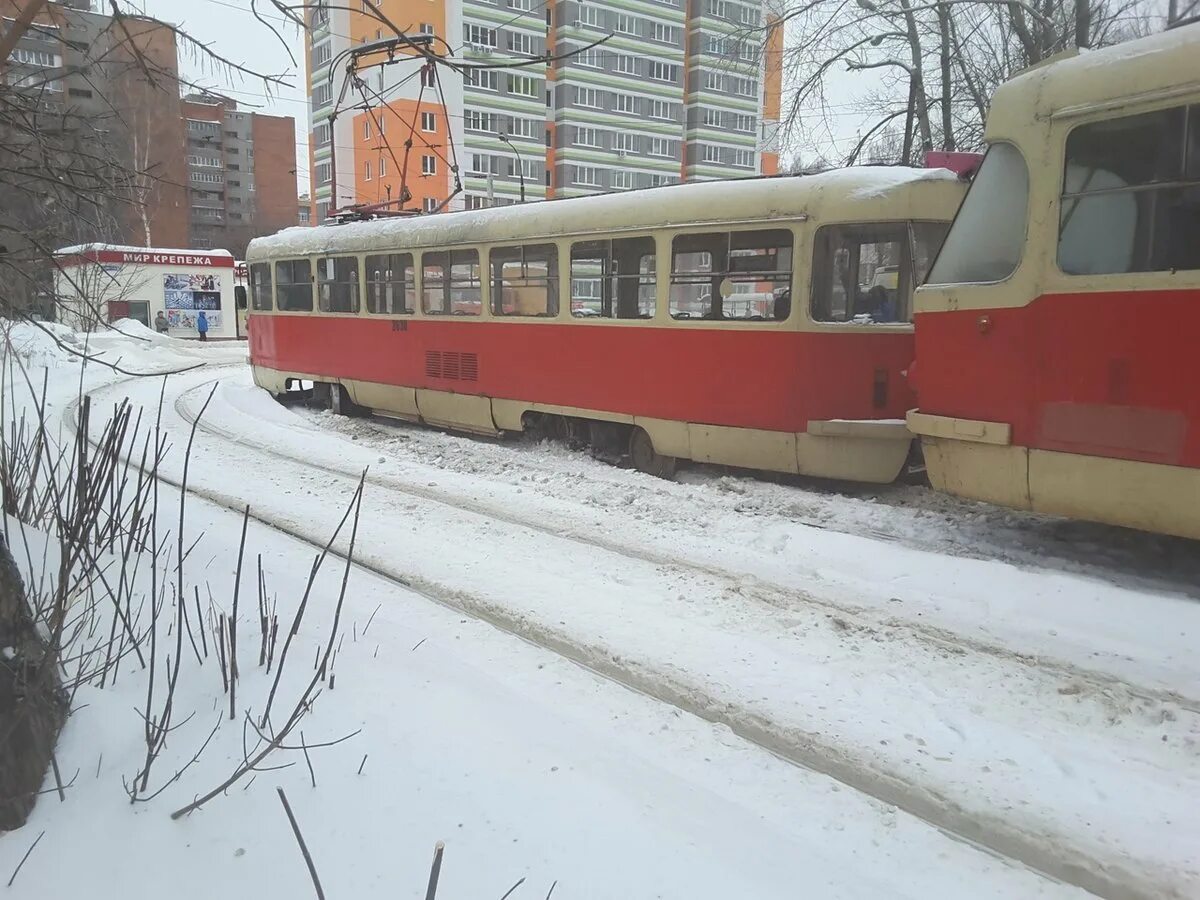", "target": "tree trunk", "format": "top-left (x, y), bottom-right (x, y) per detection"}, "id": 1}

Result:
top-left (0, 535), bottom-right (66, 832)
top-left (937, 1), bottom-right (955, 150)
top-left (1075, 0), bottom-right (1092, 48)
top-left (899, 0), bottom-right (934, 154)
